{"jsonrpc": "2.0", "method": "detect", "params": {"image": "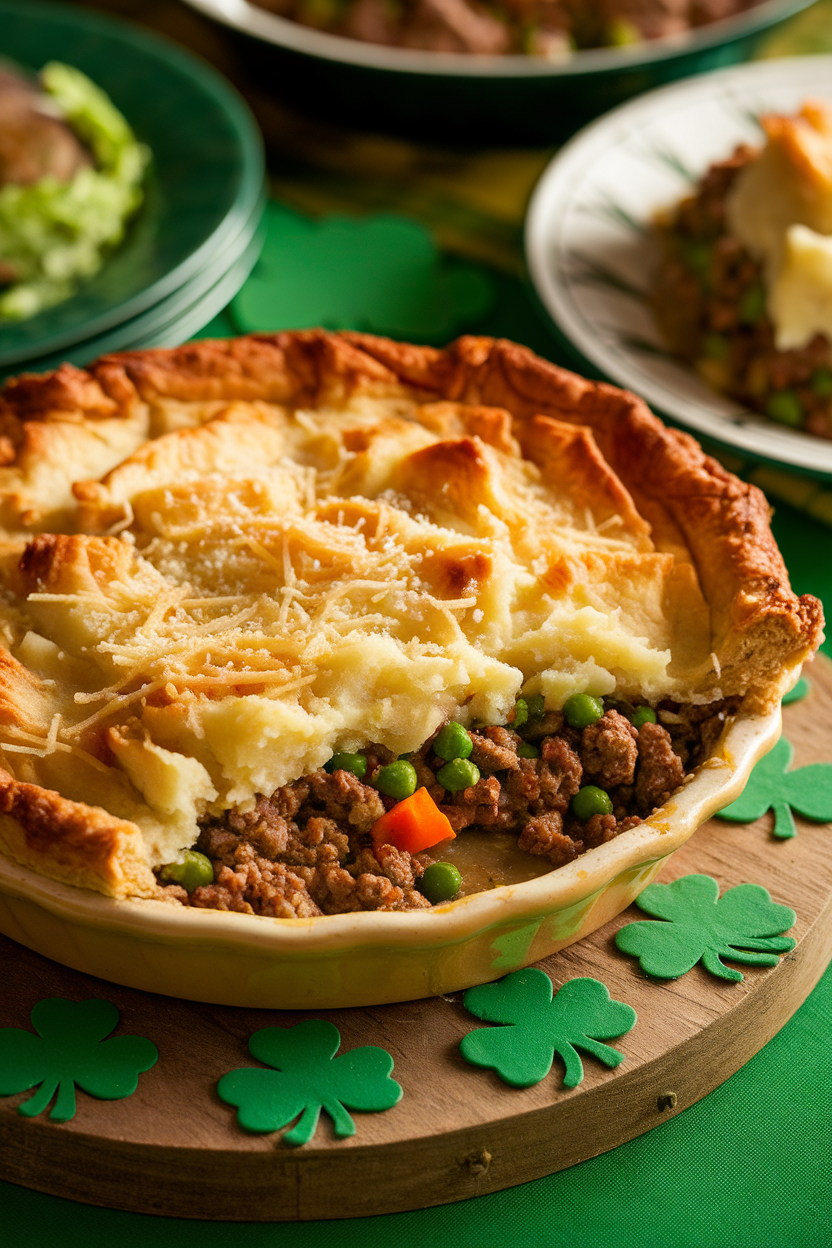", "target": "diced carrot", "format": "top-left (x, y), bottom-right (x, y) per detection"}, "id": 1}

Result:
top-left (370, 785), bottom-right (456, 854)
